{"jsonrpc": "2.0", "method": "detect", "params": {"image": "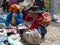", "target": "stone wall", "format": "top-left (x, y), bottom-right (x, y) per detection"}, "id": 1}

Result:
top-left (52, 0), bottom-right (60, 15)
top-left (51, 0), bottom-right (60, 23)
